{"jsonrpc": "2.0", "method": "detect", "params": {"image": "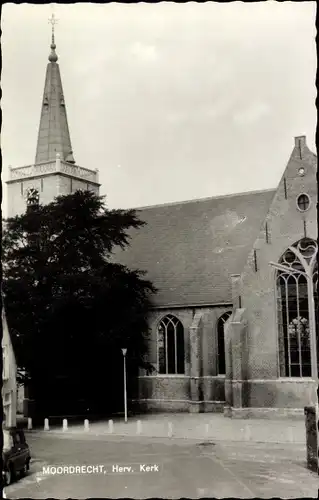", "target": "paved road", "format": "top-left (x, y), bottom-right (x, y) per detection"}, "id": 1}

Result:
top-left (4, 433), bottom-right (319, 499)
